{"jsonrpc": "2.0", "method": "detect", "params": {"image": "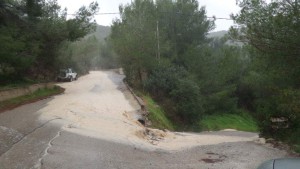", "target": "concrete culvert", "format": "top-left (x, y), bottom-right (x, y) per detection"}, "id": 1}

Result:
top-left (138, 118), bottom-right (145, 126)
